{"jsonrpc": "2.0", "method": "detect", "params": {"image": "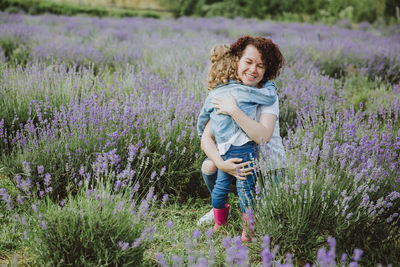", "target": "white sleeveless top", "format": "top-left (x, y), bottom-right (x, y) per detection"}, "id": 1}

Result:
top-left (217, 96), bottom-right (287, 170)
